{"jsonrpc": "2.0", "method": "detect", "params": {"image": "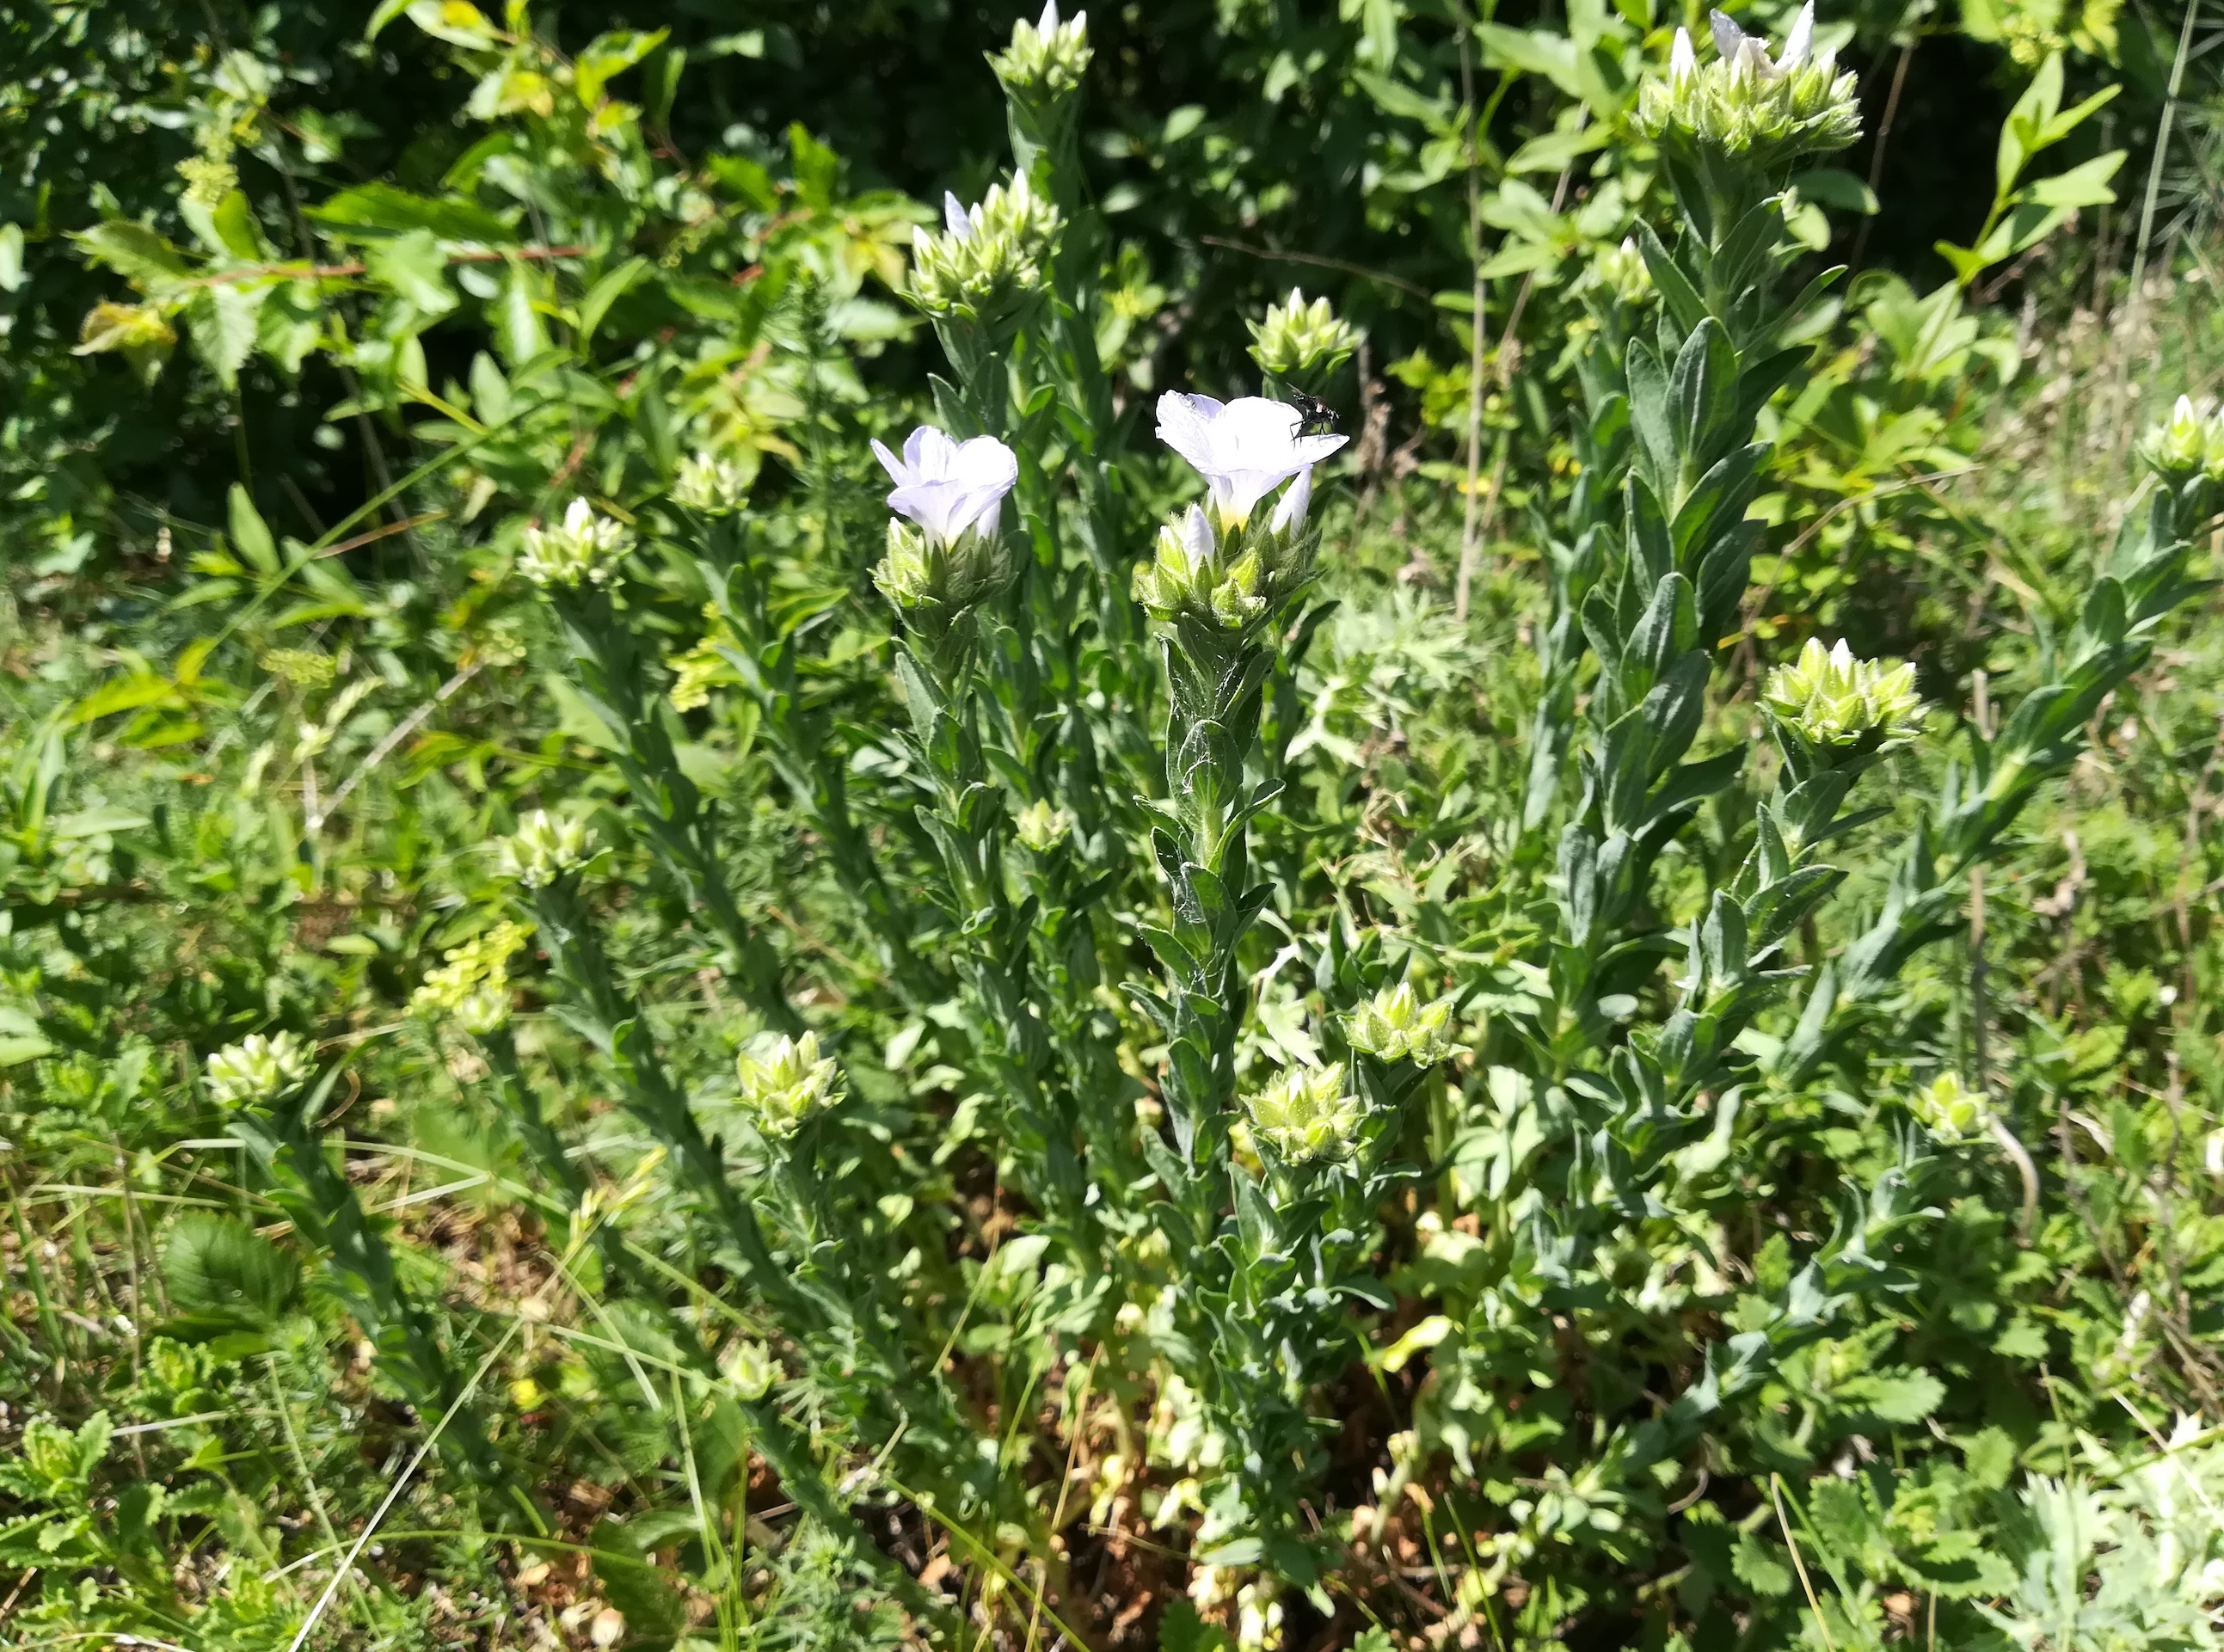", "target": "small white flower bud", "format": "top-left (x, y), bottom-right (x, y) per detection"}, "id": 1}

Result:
top-left (204, 1032), bottom-right (316, 1108)
top-left (517, 497), bottom-right (636, 588)
top-left (737, 1032), bottom-right (845, 1139)
top-left (496, 810), bottom-right (596, 888)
